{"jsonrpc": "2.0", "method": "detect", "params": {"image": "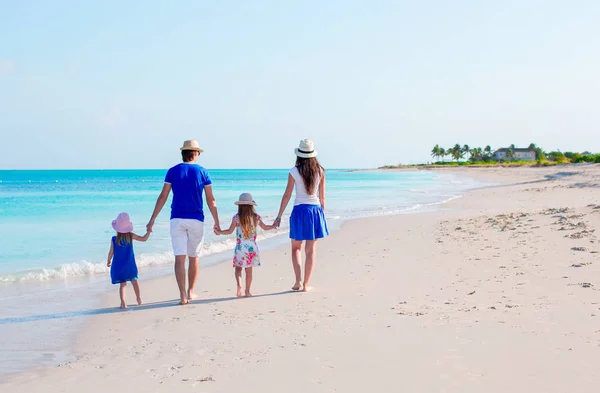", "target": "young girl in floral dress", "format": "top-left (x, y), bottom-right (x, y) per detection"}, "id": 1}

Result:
top-left (215, 193), bottom-right (276, 297)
